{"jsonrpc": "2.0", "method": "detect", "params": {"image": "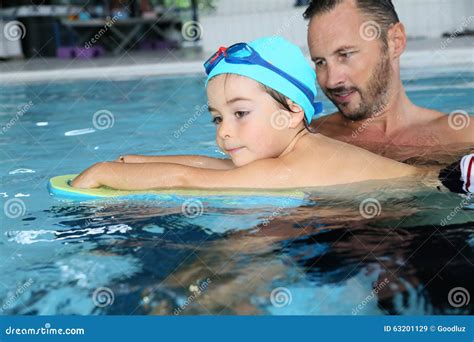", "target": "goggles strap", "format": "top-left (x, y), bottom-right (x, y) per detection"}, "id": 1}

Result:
top-left (210, 46), bottom-right (227, 64)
